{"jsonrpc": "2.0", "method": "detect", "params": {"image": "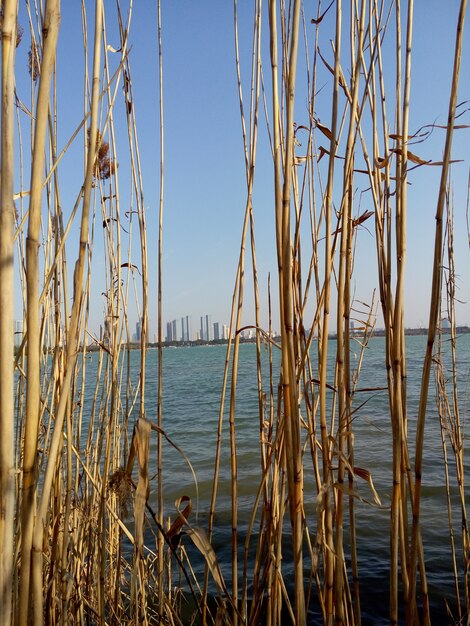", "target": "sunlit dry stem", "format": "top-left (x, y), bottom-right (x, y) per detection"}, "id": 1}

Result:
top-left (20, 2), bottom-right (61, 623)
top-left (0, 2), bottom-right (18, 623)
